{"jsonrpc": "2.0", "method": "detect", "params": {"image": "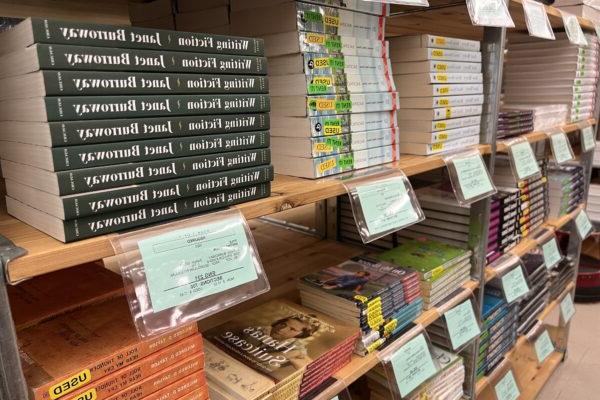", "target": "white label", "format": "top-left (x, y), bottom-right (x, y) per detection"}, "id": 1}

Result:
top-left (466, 0), bottom-right (515, 27)
top-left (582, 126), bottom-right (596, 152)
top-left (562, 12), bottom-right (588, 46)
top-left (522, 0), bottom-right (555, 40)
